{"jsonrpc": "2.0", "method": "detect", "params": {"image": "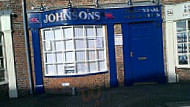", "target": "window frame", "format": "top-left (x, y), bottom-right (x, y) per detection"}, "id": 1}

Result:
top-left (0, 33), bottom-right (8, 85)
top-left (41, 25), bottom-right (108, 76)
top-left (175, 19), bottom-right (190, 68)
